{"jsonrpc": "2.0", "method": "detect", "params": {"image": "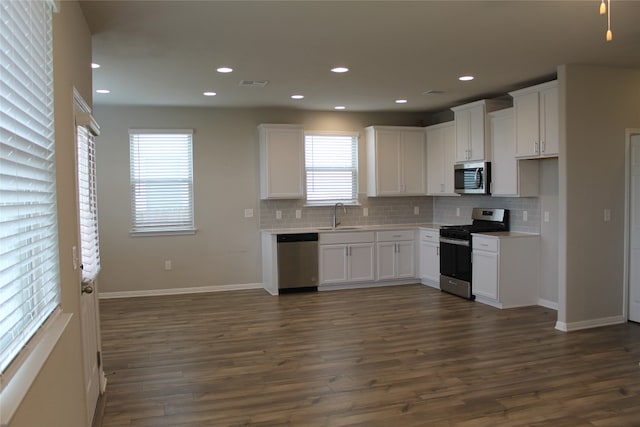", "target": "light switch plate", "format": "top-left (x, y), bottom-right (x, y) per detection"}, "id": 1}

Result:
top-left (414, 206), bottom-right (419, 215)
top-left (363, 207), bottom-right (368, 217)
top-left (523, 211), bottom-right (528, 222)
top-left (276, 210), bottom-right (282, 220)
top-left (295, 209), bottom-right (301, 219)
top-left (604, 209), bottom-right (611, 222)
top-left (244, 208), bottom-right (254, 218)
top-left (544, 211), bottom-right (550, 222)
